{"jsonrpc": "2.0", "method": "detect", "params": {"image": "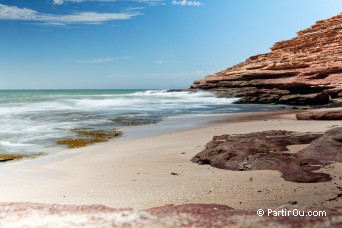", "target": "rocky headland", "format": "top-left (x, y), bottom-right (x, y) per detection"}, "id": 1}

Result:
top-left (191, 13), bottom-right (342, 106)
